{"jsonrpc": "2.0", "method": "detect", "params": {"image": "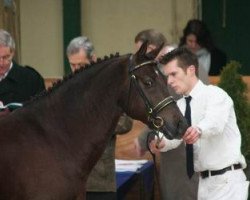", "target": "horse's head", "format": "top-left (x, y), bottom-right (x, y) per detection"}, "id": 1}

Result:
top-left (126, 42), bottom-right (188, 139)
